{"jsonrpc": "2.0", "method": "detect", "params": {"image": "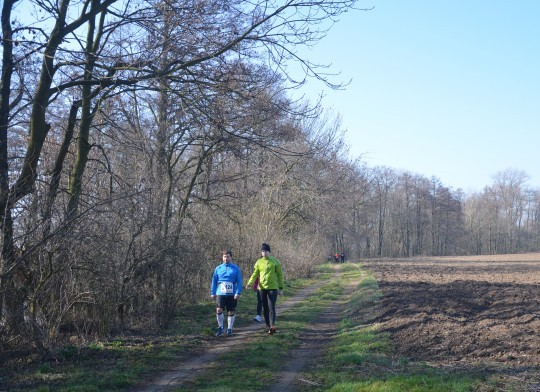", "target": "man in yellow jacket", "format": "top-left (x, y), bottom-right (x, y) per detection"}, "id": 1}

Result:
top-left (246, 243), bottom-right (284, 335)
